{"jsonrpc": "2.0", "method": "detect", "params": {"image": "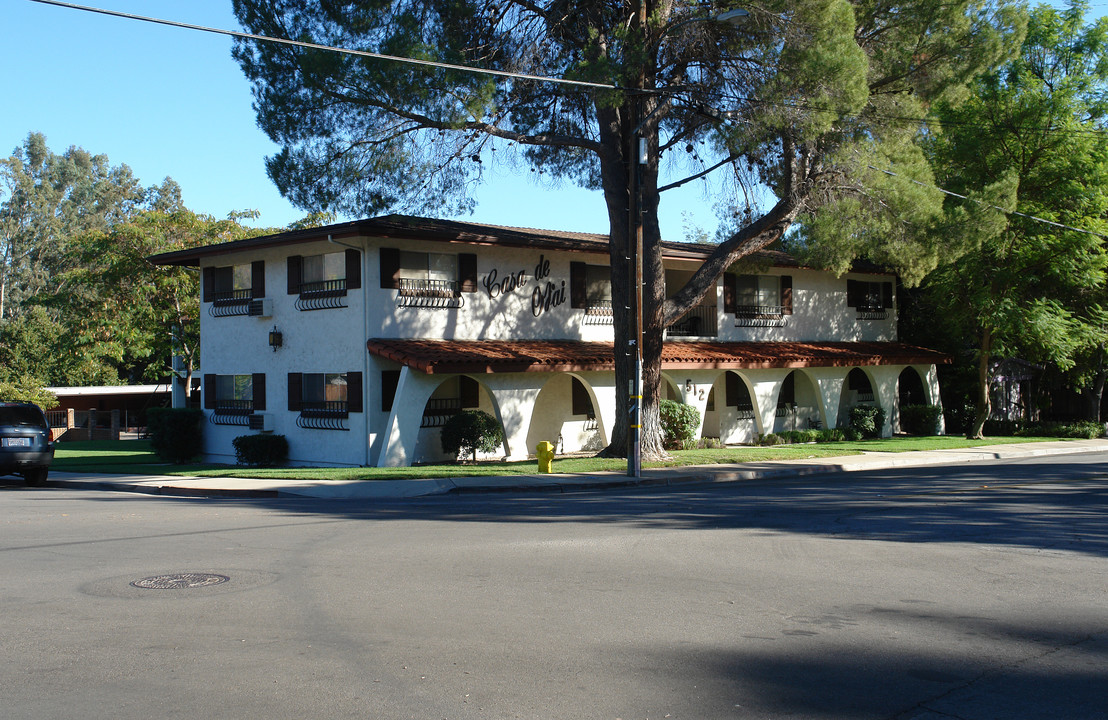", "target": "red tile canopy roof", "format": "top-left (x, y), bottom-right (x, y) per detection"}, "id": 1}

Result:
top-left (366, 339), bottom-right (949, 374)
